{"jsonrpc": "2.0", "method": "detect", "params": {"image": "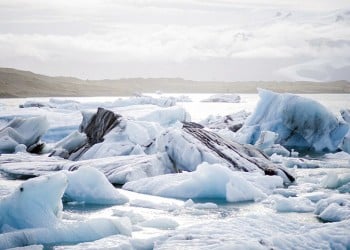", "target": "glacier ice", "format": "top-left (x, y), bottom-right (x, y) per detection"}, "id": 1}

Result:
top-left (237, 89), bottom-right (349, 153)
top-left (123, 163), bottom-right (283, 202)
top-left (63, 166), bottom-right (128, 205)
top-left (0, 116), bottom-right (49, 153)
top-left (201, 94), bottom-right (241, 103)
top-left (0, 173), bottom-right (67, 231)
